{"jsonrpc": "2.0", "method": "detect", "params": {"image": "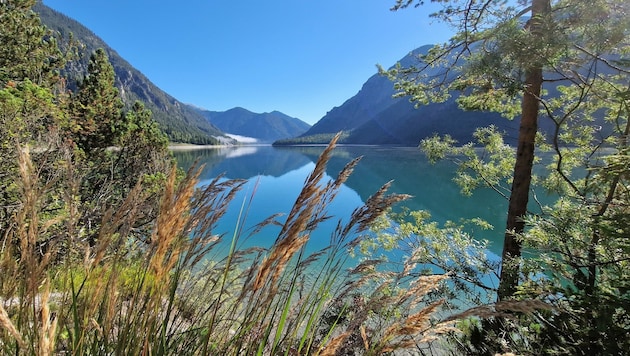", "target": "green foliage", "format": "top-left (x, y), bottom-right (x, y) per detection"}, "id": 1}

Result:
top-left (150, 108), bottom-right (222, 145)
top-left (421, 126), bottom-right (516, 197)
top-left (0, 79), bottom-right (58, 142)
top-left (389, 0), bottom-right (630, 353)
top-left (0, 0), bottom-right (173, 262)
top-left (0, 0), bottom-right (64, 87)
top-left (119, 101), bottom-right (169, 147)
top-left (273, 131), bottom-right (350, 145)
top-left (113, 101), bottom-right (171, 189)
top-left (362, 208), bottom-right (500, 309)
top-left (0, 79), bottom-right (61, 247)
top-left (34, 2), bottom-right (224, 145)
top-left (67, 48), bottom-right (123, 153)
top-left (517, 157), bottom-right (630, 354)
